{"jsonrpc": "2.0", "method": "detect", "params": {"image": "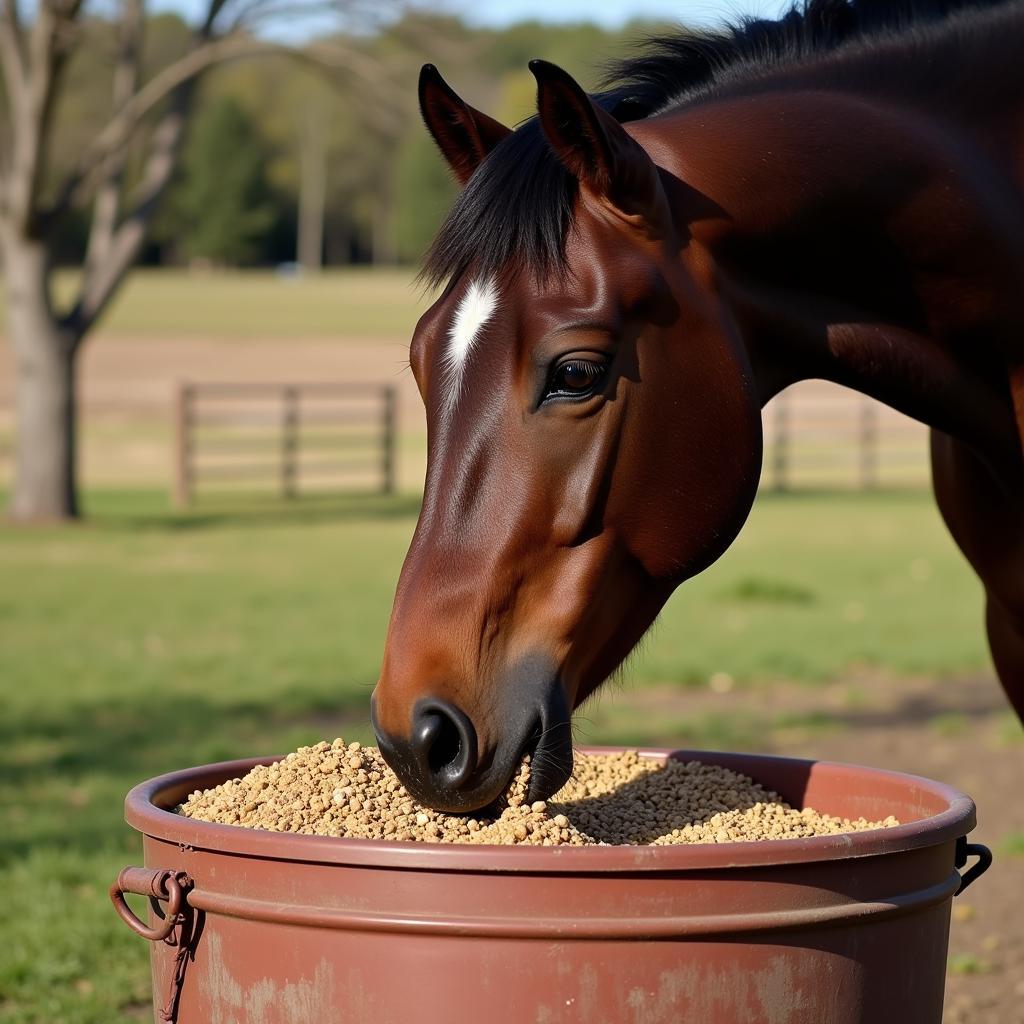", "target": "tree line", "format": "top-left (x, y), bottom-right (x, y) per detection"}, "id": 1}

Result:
top-left (48, 12), bottom-right (656, 270)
